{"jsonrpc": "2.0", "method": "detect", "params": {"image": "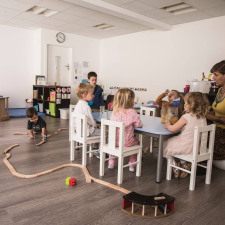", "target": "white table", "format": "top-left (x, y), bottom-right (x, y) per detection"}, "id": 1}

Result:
top-left (92, 111), bottom-right (179, 183)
